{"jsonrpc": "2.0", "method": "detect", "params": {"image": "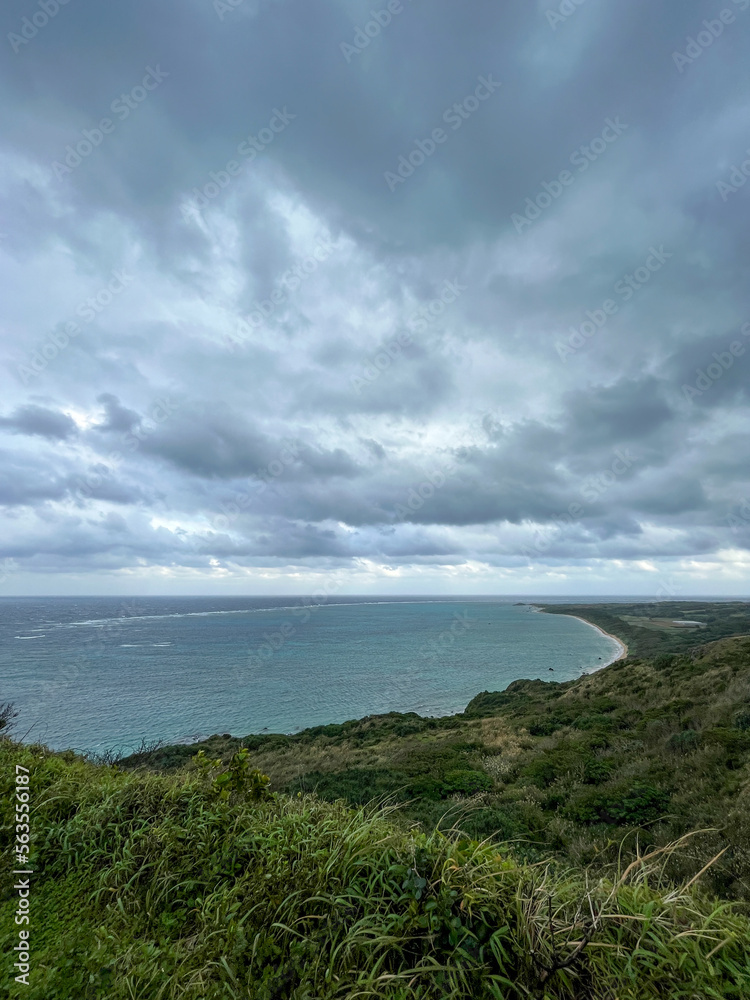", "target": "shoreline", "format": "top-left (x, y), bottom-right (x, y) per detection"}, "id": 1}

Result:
top-left (532, 607), bottom-right (628, 669)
